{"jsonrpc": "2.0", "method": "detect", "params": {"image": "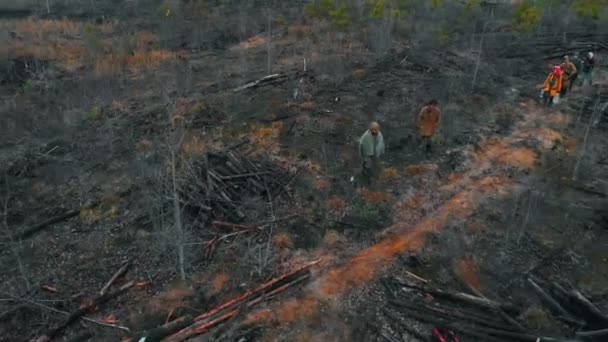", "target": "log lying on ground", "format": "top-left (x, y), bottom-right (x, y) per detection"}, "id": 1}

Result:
top-left (161, 259), bottom-right (320, 342)
top-left (575, 328), bottom-right (608, 338)
top-left (527, 277), bottom-right (577, 322)
top-left (394, 277), bottom-right (516, 312)
top-left (393, 305), bottom-right (580, 342)
top-left (36, 281), bottom-right (135, 342)
top-left (100, 261), bottom-right (131, 296)
top-left (455, 272), bottom-right (525, 331)
top-left (128, 315), bottom-right (194, 342)
top-left (16, 209), bottom-right (81, 240)
top-left (569, 290), bottom-right (608, 325)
